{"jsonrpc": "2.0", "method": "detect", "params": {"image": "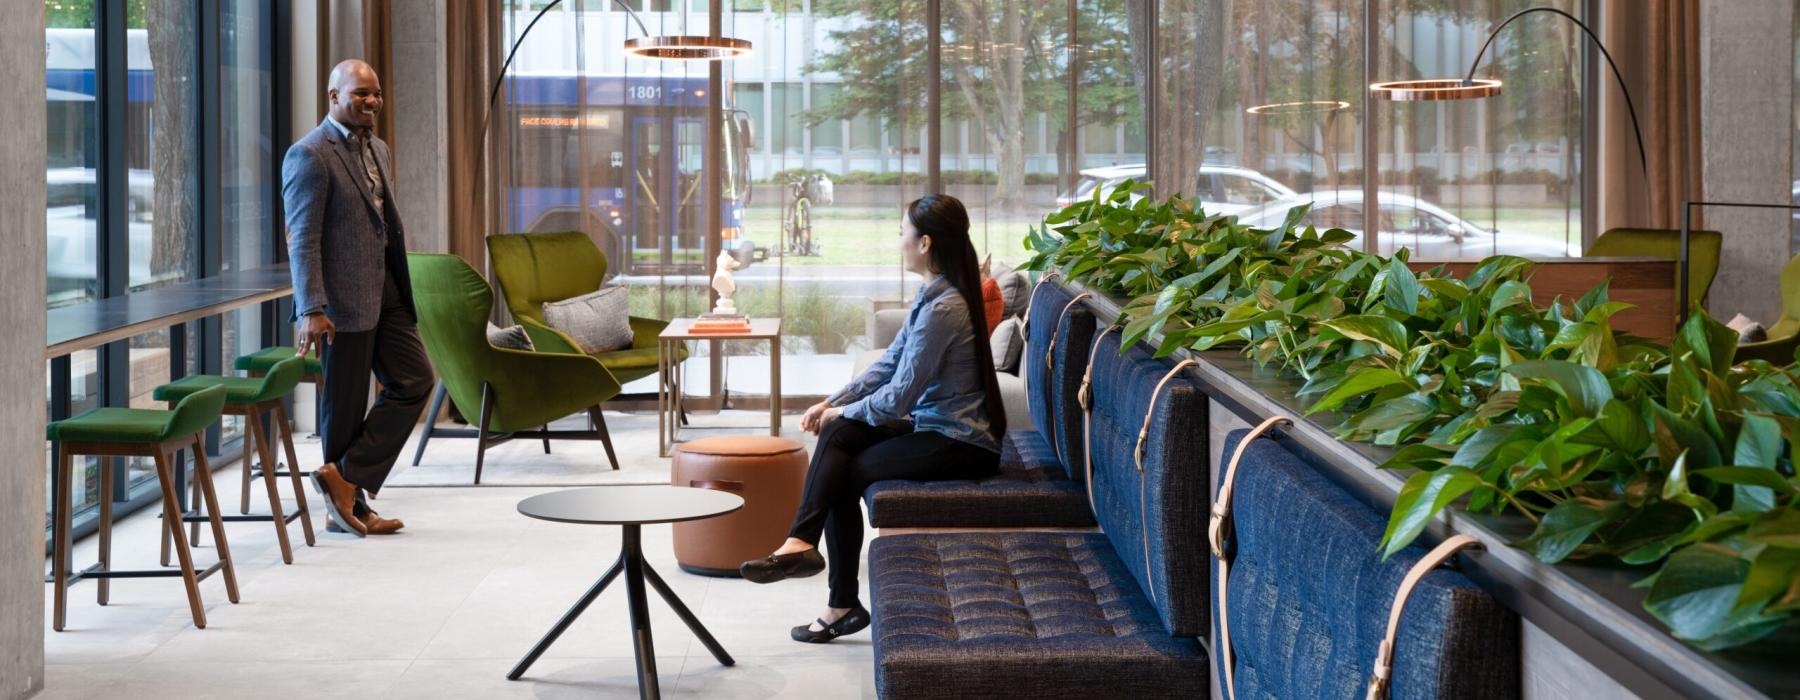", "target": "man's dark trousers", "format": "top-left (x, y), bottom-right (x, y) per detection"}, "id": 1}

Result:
top-left (319, 272), bottom-right (431, 499)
